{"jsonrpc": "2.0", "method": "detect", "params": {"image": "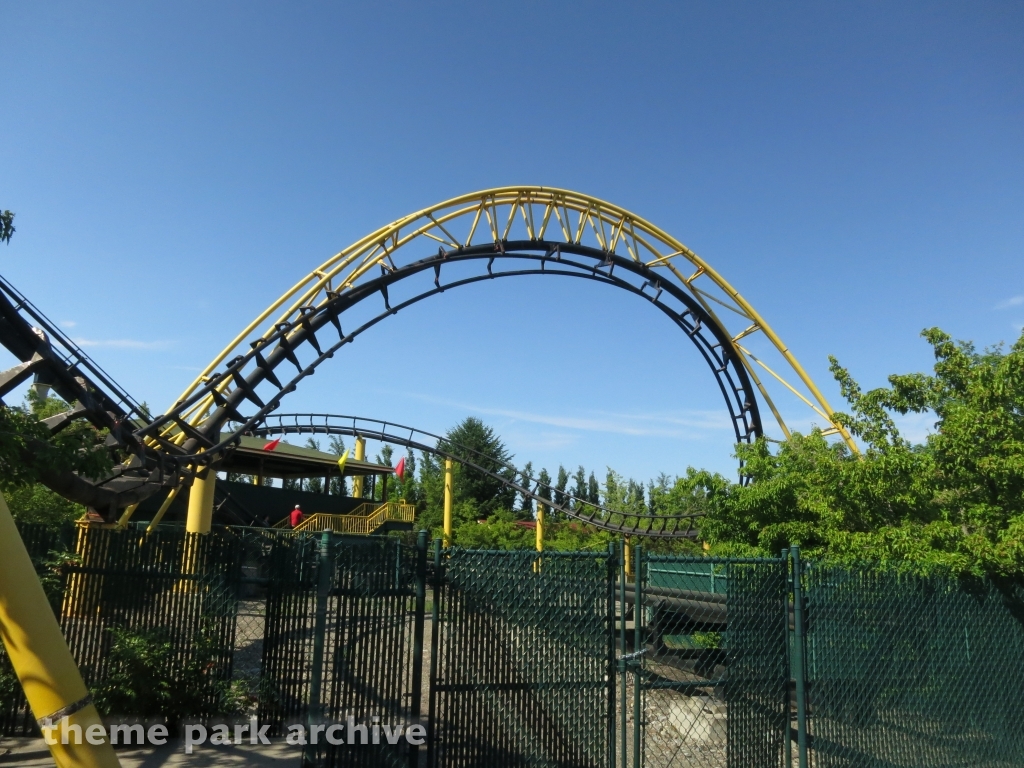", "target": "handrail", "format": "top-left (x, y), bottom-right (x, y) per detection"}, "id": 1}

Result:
top-left (288, 502), bottom-right (415, 535)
